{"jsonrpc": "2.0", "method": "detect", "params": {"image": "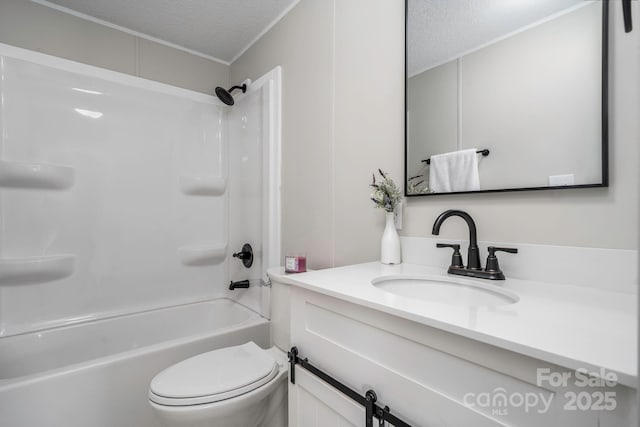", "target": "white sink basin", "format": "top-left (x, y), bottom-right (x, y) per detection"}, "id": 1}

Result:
top-left (372, 275), bottom-right (519, 307)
